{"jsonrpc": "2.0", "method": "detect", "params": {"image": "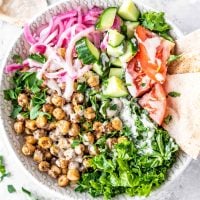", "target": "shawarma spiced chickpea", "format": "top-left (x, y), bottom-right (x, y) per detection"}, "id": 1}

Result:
top-left (22, 143), bottom-right (35, 156)
top-left (84, 107), bottom-right (96, 120)
top-left (59, 158), bottom-right (68, 169)
top-left (72, 93), bottom-right (84, 105)
top-left (57, 120), bottom-right (70, 135)
top-left (58, 175), bottom-right (69, 187)
top-left (48, 165), bottom-right (61, 179)
top-left (87, 75), bottom-right (100, 87)
top-left (17, 93), bottom-right (29, 108)
top-left (38, 161), bottom-right (50, 172)
top-left (38, 137), bottom-right (52, 149)
top-left (50, 145), bottom-right (60, 156)
top-left (68, 123), bottom-right (80, 137)
top-left (51, 95), bottom-right (65, 107)
top-left (83, 132), bottom-right (95, 145)
top-left (74, 144), bottom-right (85, 155)
top-left (25, 136), bottom-right (37, 145)
top-left (67, 168), bottom-right (80, 181)
top-left (25, 120), bottom-right (37, 131)
top-left (42, 104), bottom-right (54, 114)
top-left (33, 149), bottom-right (43, 163)
top-left (93, 121), bottom-right (103, 133)
top-left (52, 108), bottom-right (66, 120)
top-left (14, 121), bottom-right (24, 134)
top-left (111, 117), bottom-right (123, 131)
top-left (36, 115), bottom-right (48, 128)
